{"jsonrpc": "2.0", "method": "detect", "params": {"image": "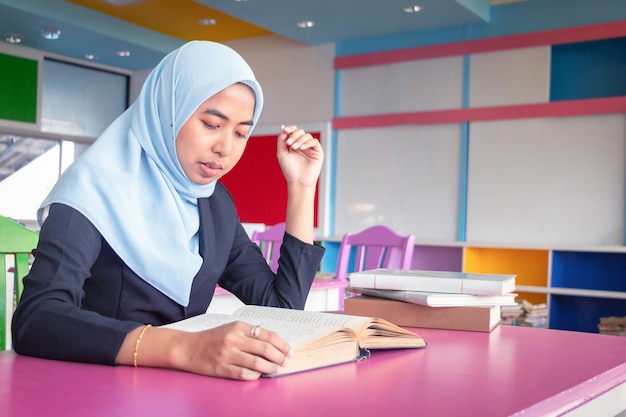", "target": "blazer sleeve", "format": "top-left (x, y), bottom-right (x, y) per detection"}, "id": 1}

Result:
top-left (11, 203), bottom-right (141, 364)
top-left (206, 185), bottom-right (325, 310)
